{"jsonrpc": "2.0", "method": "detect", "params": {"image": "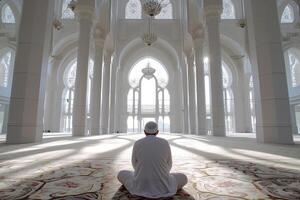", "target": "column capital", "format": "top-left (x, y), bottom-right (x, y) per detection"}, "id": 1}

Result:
top-left (93, 25), bottom-right (105, 47)
top-left (203, 0), bottom-right (223, 20)
top-left (191, 25), bottom-right (205, 42)
top-left (204, 4), bottom-right (222, 21)
top-left (203, 0), bottom-right (222, 13)
top-left (74, 4), bottom-right (94, 20)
